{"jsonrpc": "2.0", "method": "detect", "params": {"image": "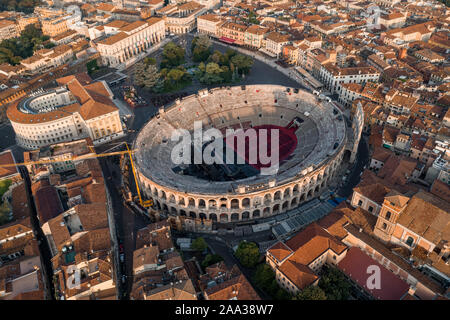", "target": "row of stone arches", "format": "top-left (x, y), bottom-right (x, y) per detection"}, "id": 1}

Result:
top-left (145, 159), bottom-right (339, 212)
top-left (152, 181), bottom-right (328, 222)
top-left (142, 149), bottom-right (344, 221)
